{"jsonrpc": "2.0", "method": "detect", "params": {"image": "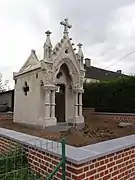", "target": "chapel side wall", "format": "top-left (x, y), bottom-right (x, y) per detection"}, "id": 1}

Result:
top-left (37, 71), bottom-right (46, 125)
top-left (13, 71), bottom-right (41, 125)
